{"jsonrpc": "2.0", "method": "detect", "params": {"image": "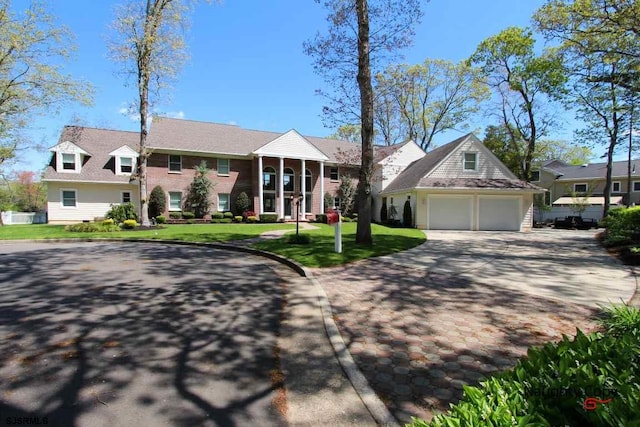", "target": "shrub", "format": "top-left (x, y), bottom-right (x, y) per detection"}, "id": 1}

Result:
top-left (259, 213), bottom-right (278, 223)
top-left (411, 307), bottom-right (640, 427)
top-left (155, 215), bottom-right (166, 224)
top-left (102, 219), bottom-right (115, 226)
top-left (603, 206), bottom-right (640, 247)
top-left (316, 213), bottom-right (327, 224)
top-left (403, 198), bottom-right (413, 227)
top-left (169, 212), bottom-right (182, 219)
top-left (121, 219), bottom-right (138, 229)
top-left (184, 160), bottom-right (213, 218)
top-left (341, 216), bottom-right (351, 222)
top-left (211, 212), bottom-right (224, 219)
top-left (148, 185), bottom-right (166, 218)
top-left (223, 211), bottom-right (234, 219)
top-left (210, 218), bottom-right (221, 223)
top-left (186, 219), bottom-right (196, 224)
top-left (243, 210), bottom-right (256, 220)
top-left (220, 218), bottom-right (233, 223)
top-left (182, 211), bottom-right (195, 220)
top-left (65, 222), bottom-right (119, 233)
top-left (105, 202), bottom-right (138, 223)
top-left (286, 233), bottom-right (312, 244)
top-left (234, 215), bottom-right (243, 223)
top-left (380, 199), bottom-right (388, 222)
top-left (235, 192), bottom-right (250, 215)
top-left (246, 215), bottom-right (257, 223)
